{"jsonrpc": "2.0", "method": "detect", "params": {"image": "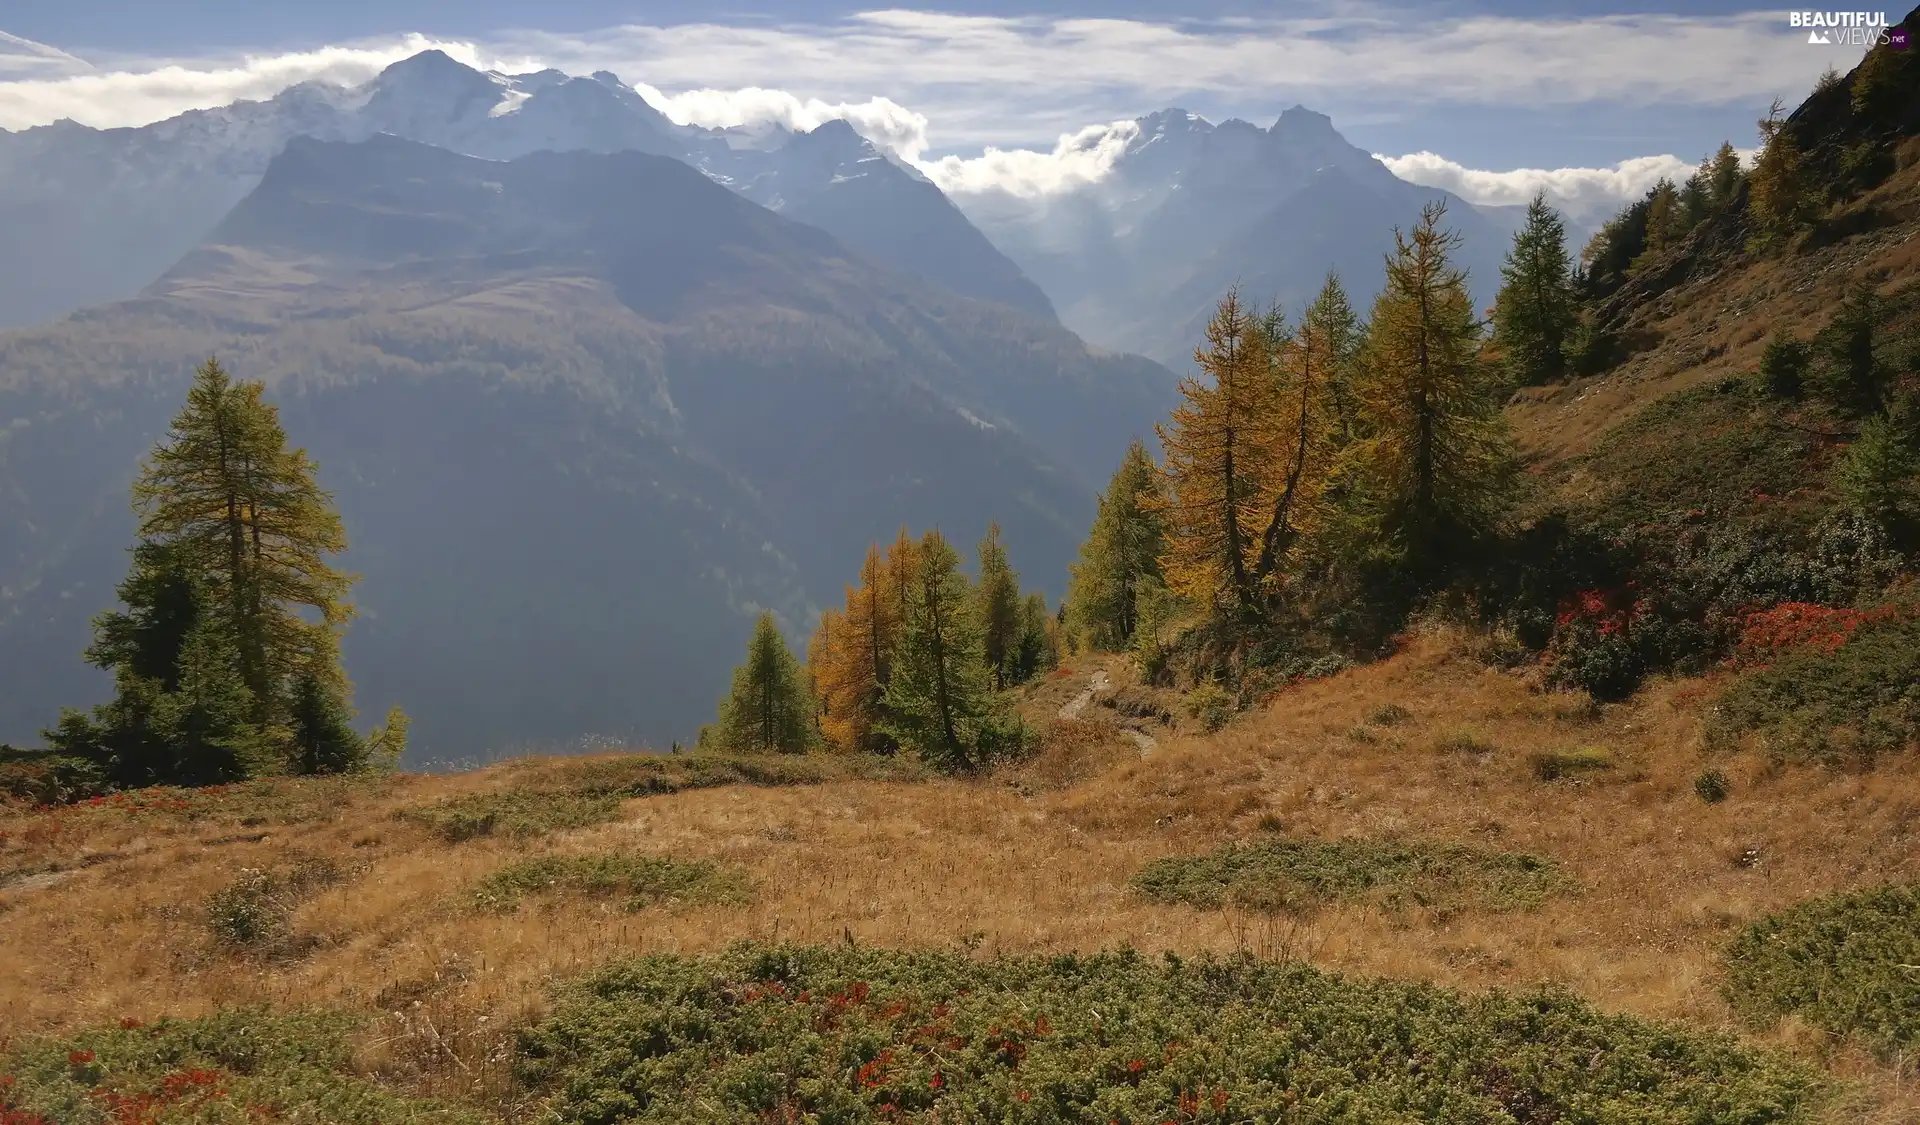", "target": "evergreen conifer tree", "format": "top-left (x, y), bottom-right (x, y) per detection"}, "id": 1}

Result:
top-left (974, 524), bottom-right (1023, 690)
top-left (713, 612), bottom-right (814, 754)
top-left (1350, 202), bottom-right (1517, 577)
top-left (1065, 440), bottom-right (1166, 650)
top-left (881, 531), bottom-right (1000, 771)
top-left (1492, 192), bottom-right (1576, 387)
top-left (45, 358), bottom-right (373, 783)
top-left (1837, 396), bottom-right (1920, 541)
top-left (1305, 272), bottom-right (1364, 443)
top-left (1013, 592), bottom-right (1059, 683)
